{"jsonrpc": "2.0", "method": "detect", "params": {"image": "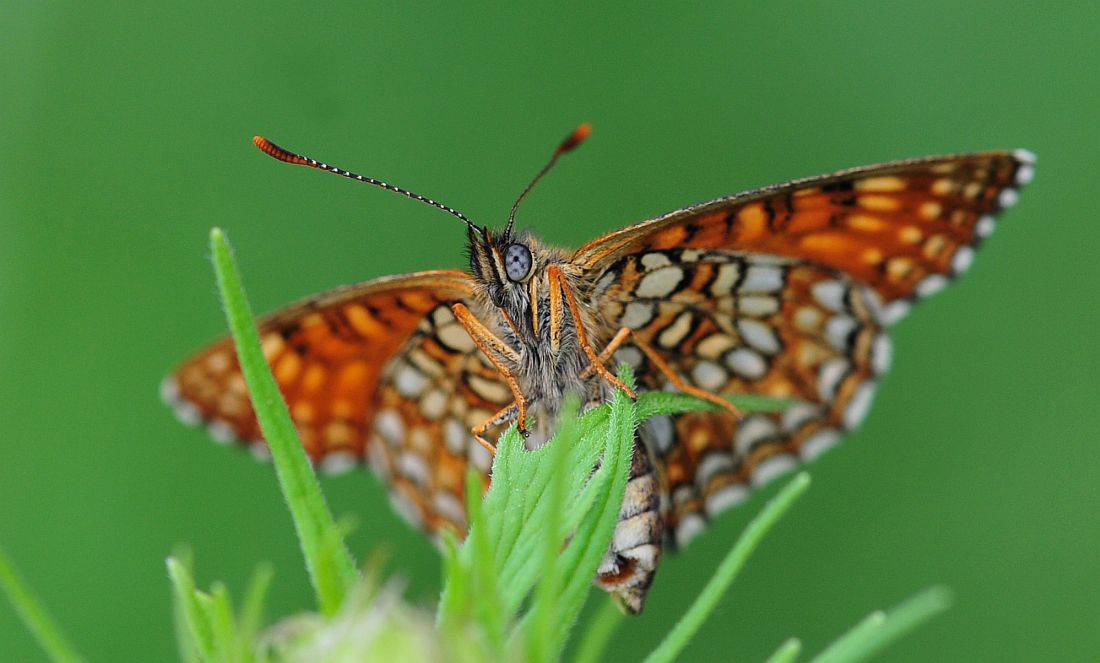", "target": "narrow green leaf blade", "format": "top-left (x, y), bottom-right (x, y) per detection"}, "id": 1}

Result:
top-left (209, 228), bottom-right (357, 614)
top-left (644, 472), bottom-right (812, 663)
top-left (765, 637), bottom-right (803, 663)
top-left (810, 586), bottom-right (953, 663)
top-left (167, 556), bottom-right (217, 663)
top-left (0, 546), bottom-right (87, 663)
